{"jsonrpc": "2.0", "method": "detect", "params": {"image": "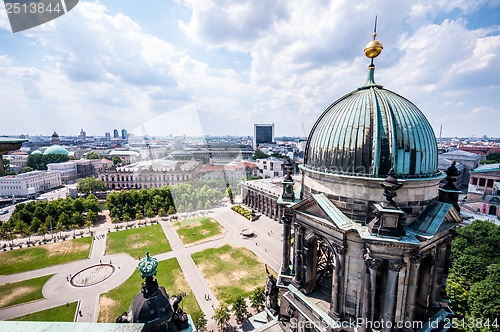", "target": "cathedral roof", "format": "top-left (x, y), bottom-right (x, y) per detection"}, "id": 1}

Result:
top-left (304, 65), bottom-right (439, 179)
